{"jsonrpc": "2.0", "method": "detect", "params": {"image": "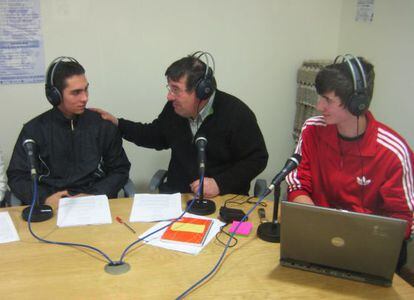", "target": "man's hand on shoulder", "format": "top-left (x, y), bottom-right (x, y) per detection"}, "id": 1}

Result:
top-left (45, 190), bottom-right (70, 206)
top-left (89, 108), bottom-right (119, 126)
top-left (190, 177), bottom-right (220, 198)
